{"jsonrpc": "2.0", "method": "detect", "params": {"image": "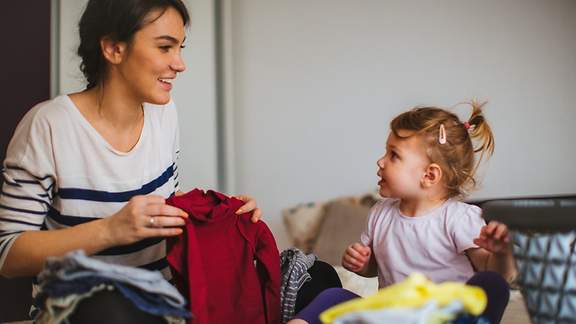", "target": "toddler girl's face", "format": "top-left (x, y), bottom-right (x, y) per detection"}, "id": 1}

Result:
top-left (376, 130), bottom-right (431, 199)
